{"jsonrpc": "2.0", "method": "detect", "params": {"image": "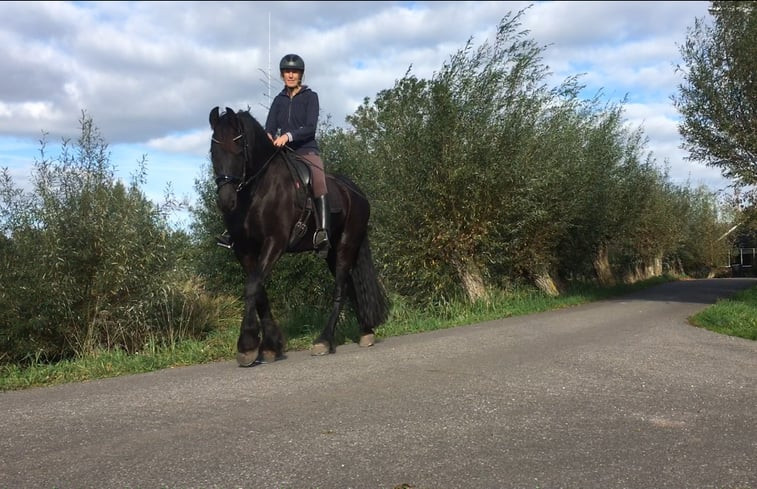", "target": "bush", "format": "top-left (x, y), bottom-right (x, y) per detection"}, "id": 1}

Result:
top-left (0, 112), bottom-right (220, 365)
